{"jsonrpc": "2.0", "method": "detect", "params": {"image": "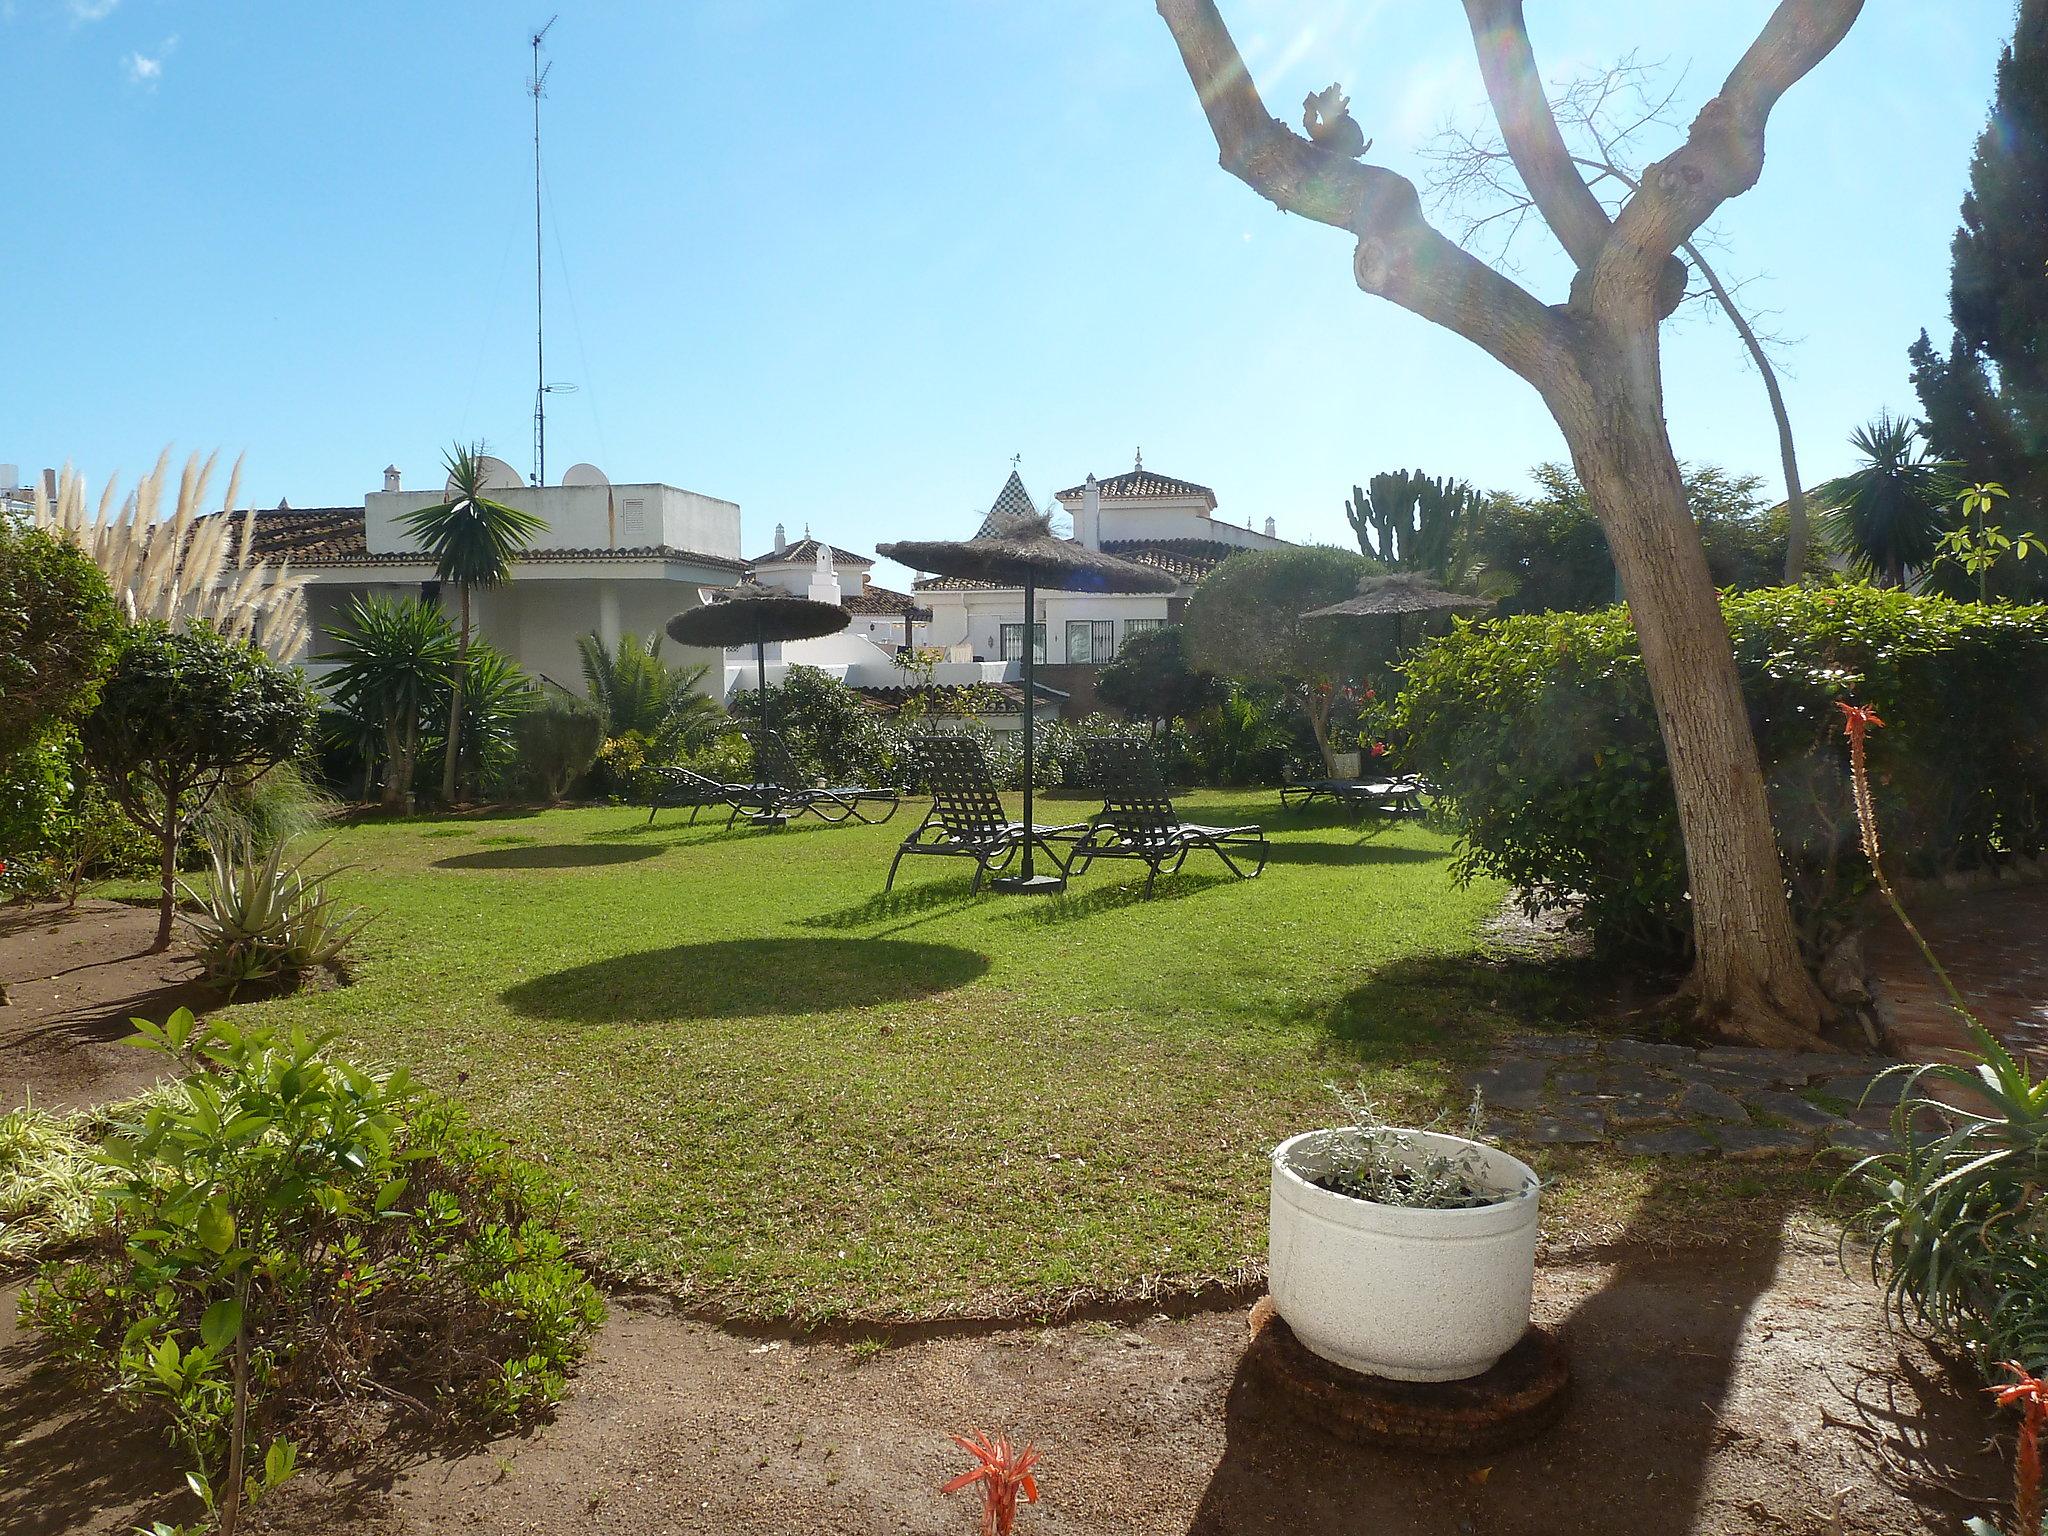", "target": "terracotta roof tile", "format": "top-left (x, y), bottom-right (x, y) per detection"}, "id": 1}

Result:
top-left (747, 536), bottom-right (873, 567)
top-left (841, 583), bottom-right (931, 617)
top-left (911, 538), bottom-right (1239, 592)
top-left (1056, 466), bottom-right (1216, 505)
